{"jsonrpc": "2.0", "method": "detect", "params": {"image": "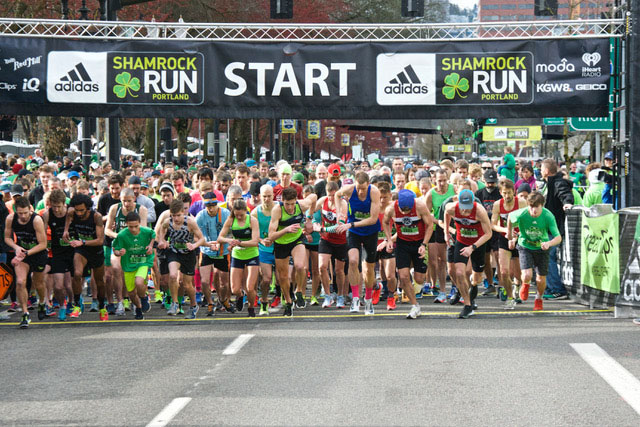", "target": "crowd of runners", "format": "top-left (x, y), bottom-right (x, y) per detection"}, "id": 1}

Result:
top-left (0, 145), bottom-right (582, 328)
